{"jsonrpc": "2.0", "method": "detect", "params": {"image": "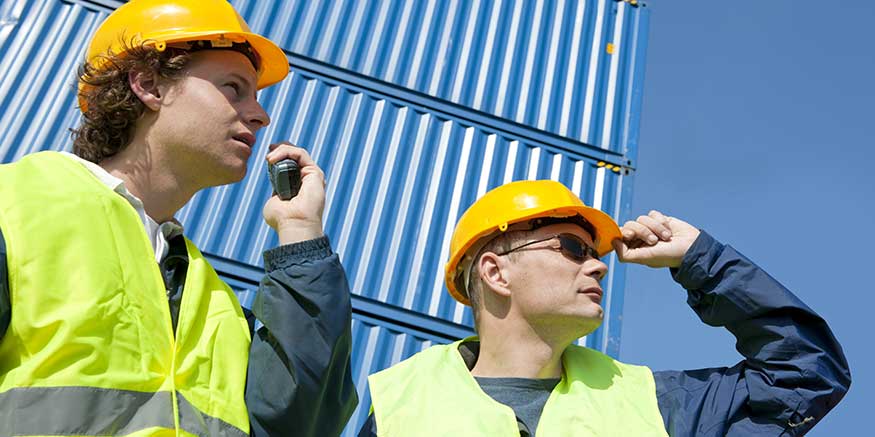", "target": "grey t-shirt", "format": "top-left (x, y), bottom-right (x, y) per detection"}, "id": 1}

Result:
top-left (475, 377), bottom-right (561, 436)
